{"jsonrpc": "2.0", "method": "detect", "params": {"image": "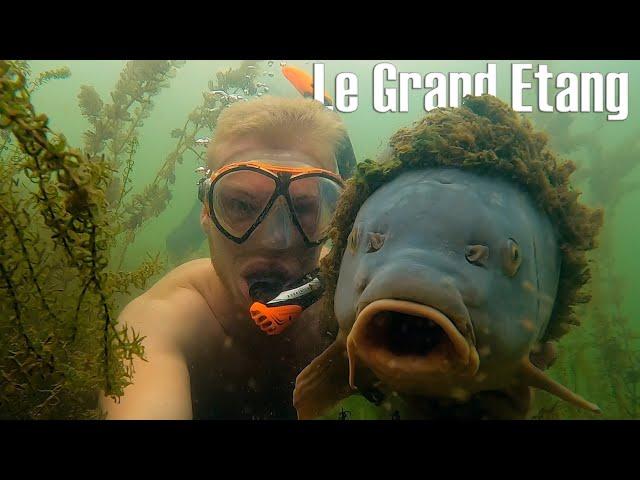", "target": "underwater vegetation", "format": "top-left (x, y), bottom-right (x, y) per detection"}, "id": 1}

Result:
top-left (0, 60), bottom-right (265, 418)
top-left (0, 60), bottom-right (160, 418)
top-left (77, 60), bottom-right (186, 268)
top-left (528, 105), bottom-right (640, 419)
top-left (86, 60), bottom-right (266, 267)
top-left (163, 60), bottom-right (268, 263)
